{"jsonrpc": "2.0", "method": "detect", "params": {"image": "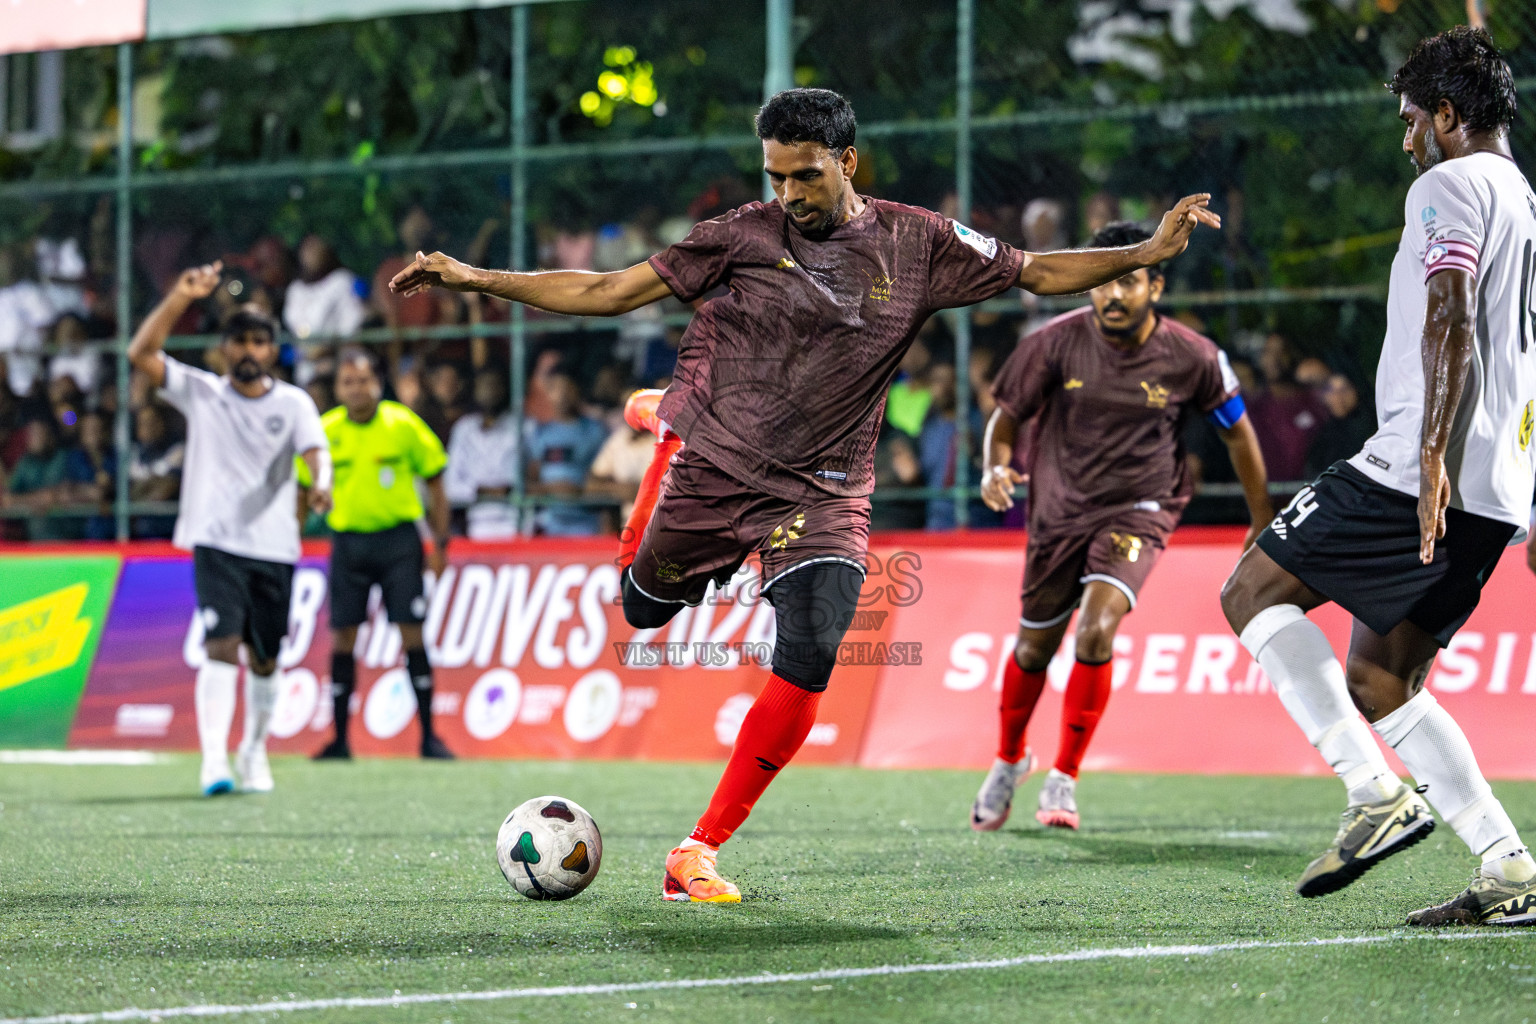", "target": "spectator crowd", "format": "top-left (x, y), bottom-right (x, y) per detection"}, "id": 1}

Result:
top-left (0, 193), bottom-right (1374, 542)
